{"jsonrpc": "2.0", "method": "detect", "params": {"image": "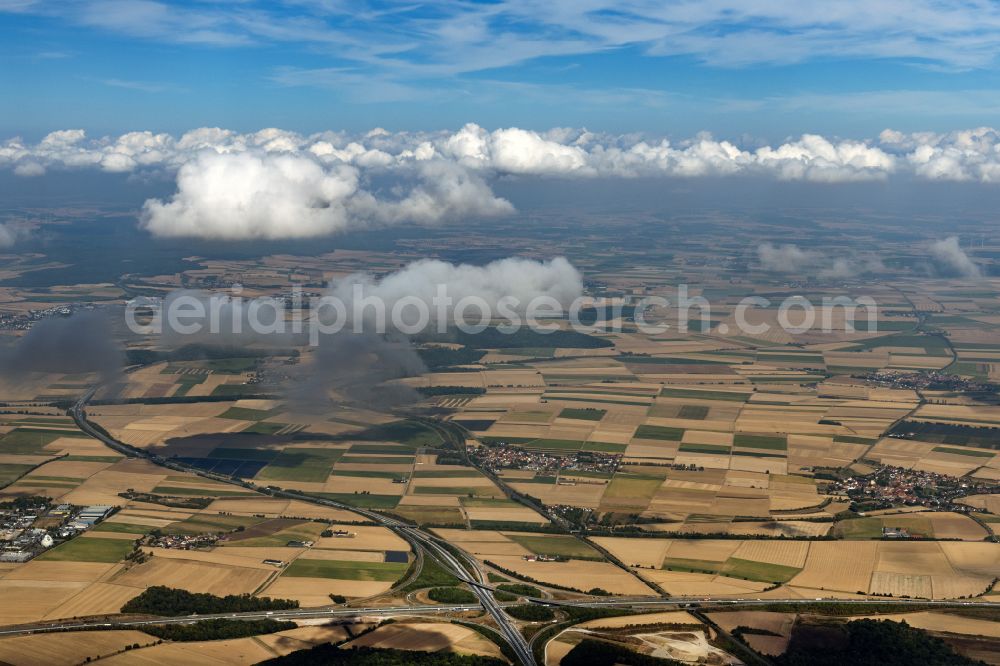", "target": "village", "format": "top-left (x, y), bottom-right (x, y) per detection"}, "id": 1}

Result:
top-left (0, 496), bottom-right (113, 562)
top-left (826, 463), bottom-right (997, 513)
top-left (470, 442), bottom-right (621, 477)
